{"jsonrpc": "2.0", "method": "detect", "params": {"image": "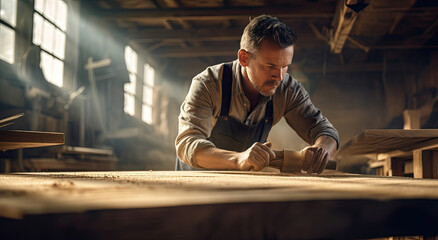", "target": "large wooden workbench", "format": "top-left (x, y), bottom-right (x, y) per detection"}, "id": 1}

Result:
top-left (1, 171), bottom-right (438, 239)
